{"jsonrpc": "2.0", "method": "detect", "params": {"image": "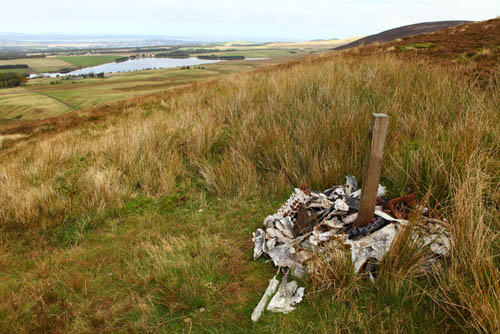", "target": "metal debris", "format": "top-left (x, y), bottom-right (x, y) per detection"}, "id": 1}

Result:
top-left (266, 272), bottom-right (305, 314)
top-left (251, 275), bottom-right (280, 322)
top-left (251, 176), bottom-right (450, 320)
